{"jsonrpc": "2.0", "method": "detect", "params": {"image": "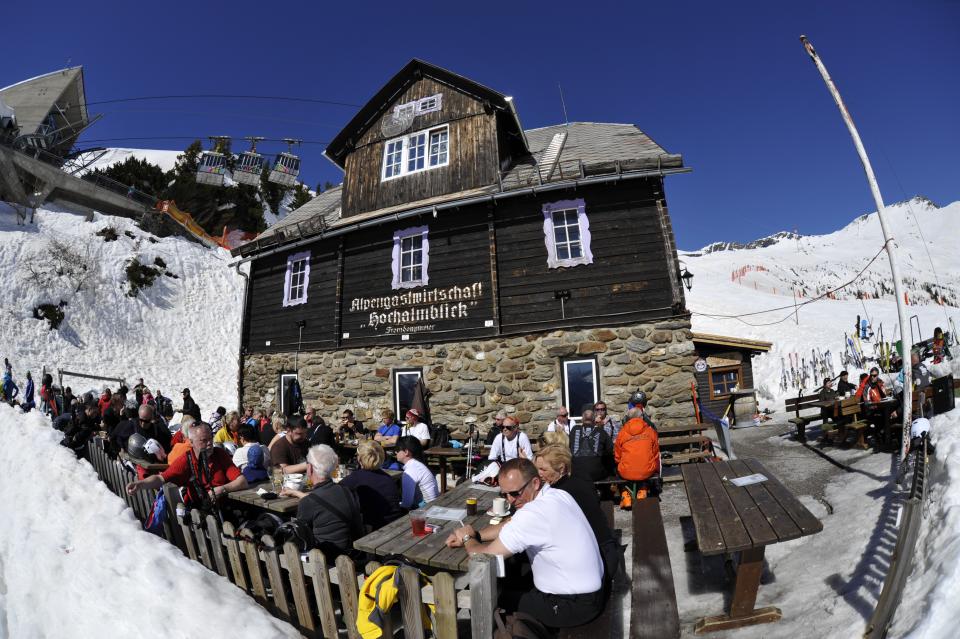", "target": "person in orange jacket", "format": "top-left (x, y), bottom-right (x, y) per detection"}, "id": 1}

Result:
top-left (614, 394), bottom-right (660, 509)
